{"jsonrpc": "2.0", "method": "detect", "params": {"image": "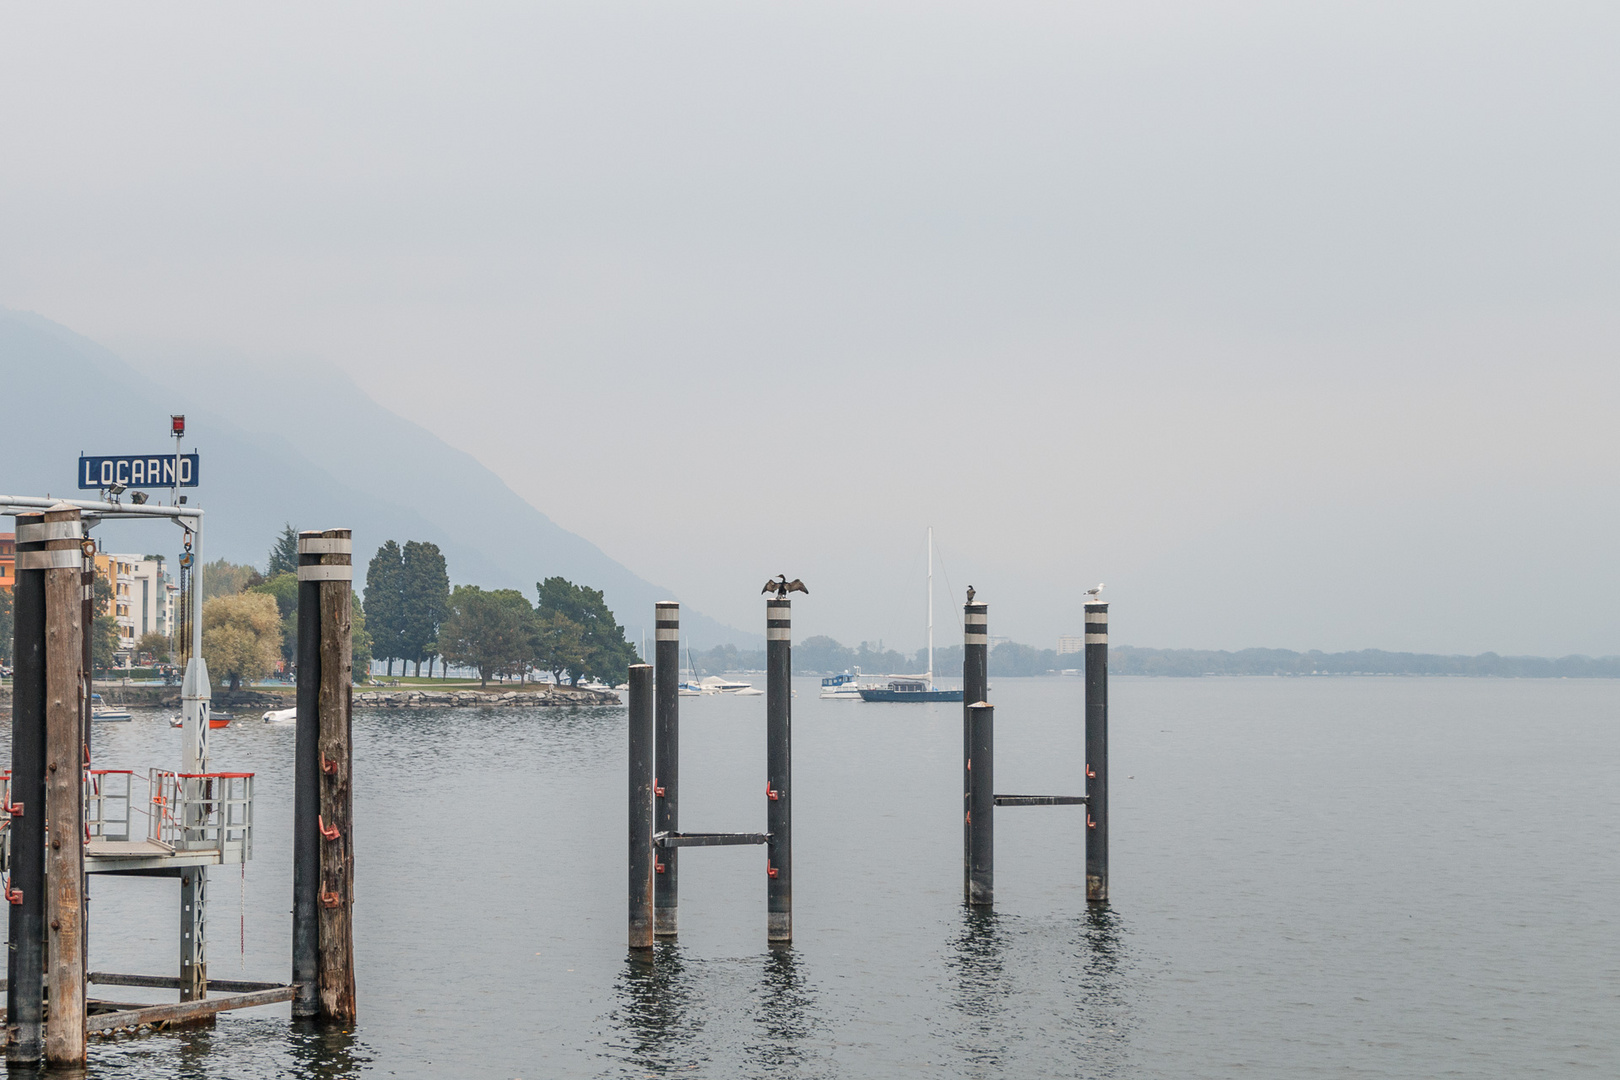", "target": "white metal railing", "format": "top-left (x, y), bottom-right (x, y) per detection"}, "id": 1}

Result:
top-left (80, 768), bottom-right (254, 864)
